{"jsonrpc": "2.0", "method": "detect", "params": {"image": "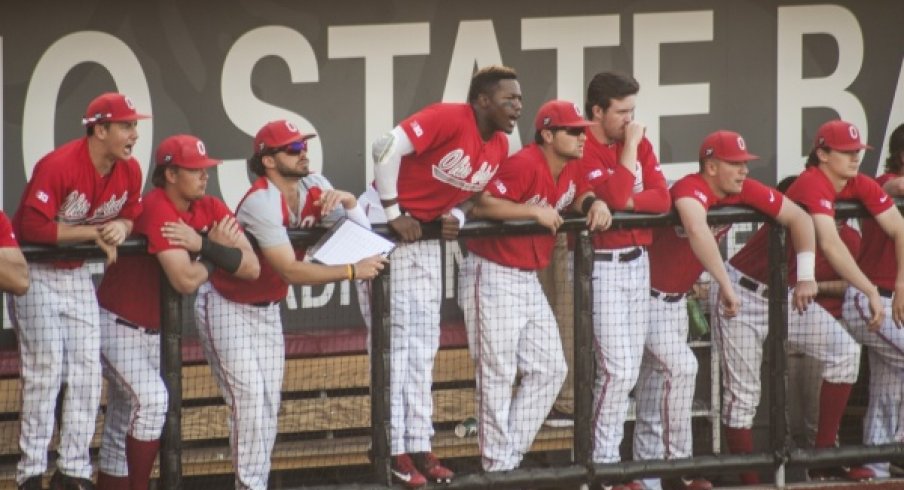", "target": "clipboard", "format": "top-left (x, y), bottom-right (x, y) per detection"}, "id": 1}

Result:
top-left (308, 217), bottom-right (396, 265)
